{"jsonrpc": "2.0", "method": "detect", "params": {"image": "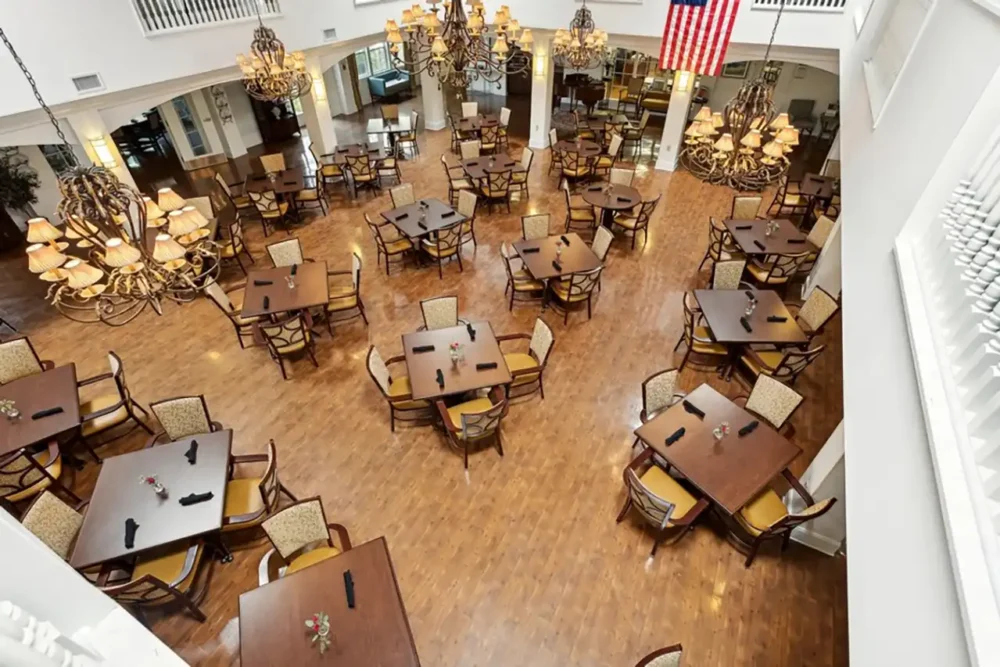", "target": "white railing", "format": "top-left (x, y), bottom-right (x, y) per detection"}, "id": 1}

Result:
top-left (752, 0), bottom-right (846, 11)
top-left (131, 0), bottom-right (281, 36)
